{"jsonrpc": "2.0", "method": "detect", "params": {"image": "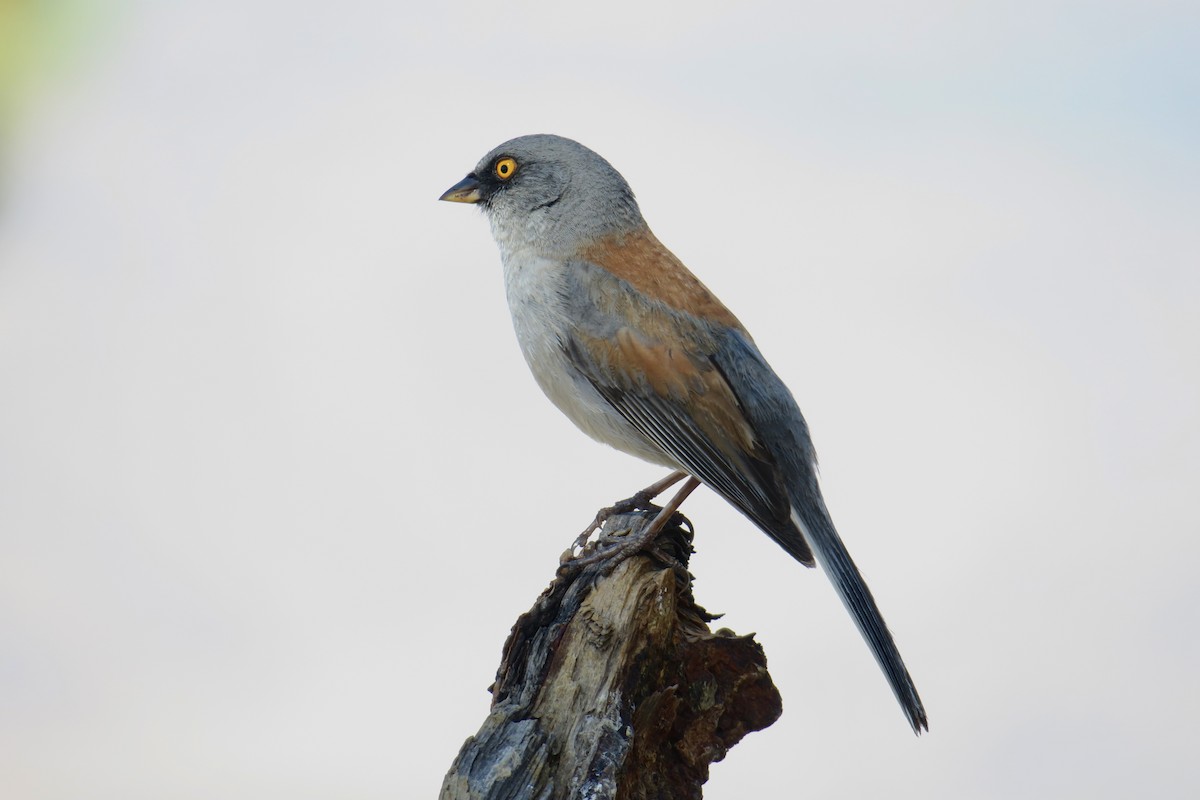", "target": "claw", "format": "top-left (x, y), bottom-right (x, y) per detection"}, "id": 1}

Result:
top-left (566, 470), bottom-right (689, 558)
top-left (563, 475), bottom-right (701, 572)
